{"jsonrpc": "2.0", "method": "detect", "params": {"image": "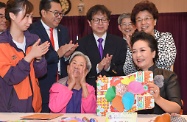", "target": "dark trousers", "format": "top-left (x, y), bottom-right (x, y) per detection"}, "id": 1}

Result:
top-left (41, 103), bottom-right (50, 113)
